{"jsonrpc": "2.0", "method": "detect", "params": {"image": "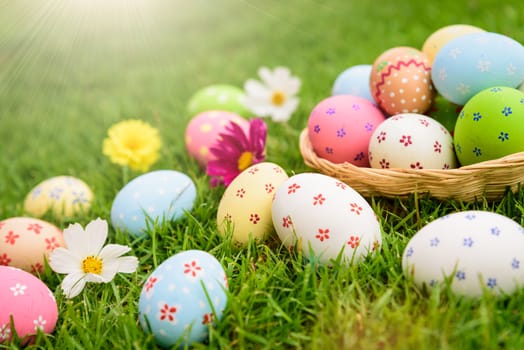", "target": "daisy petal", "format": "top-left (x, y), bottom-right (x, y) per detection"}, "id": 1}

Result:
top-left (84, 218), bottom-right (108, 254)
top-left (49, 247), bottom-right (82, 274)
top-left (116, 256), bottom-right (139, 273)
top-left (244, 80), bottom-right (271, 99)
top-left (61, 271), bottom-right (87, 299)
top-left (99, 244), bottom-right (132, 261)
top-left (258, 66), bottom-right (274, 86)
top-left (85, 273), bottom-right (107, 283)
top-left (62, 223), bottom-right (89, 256)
